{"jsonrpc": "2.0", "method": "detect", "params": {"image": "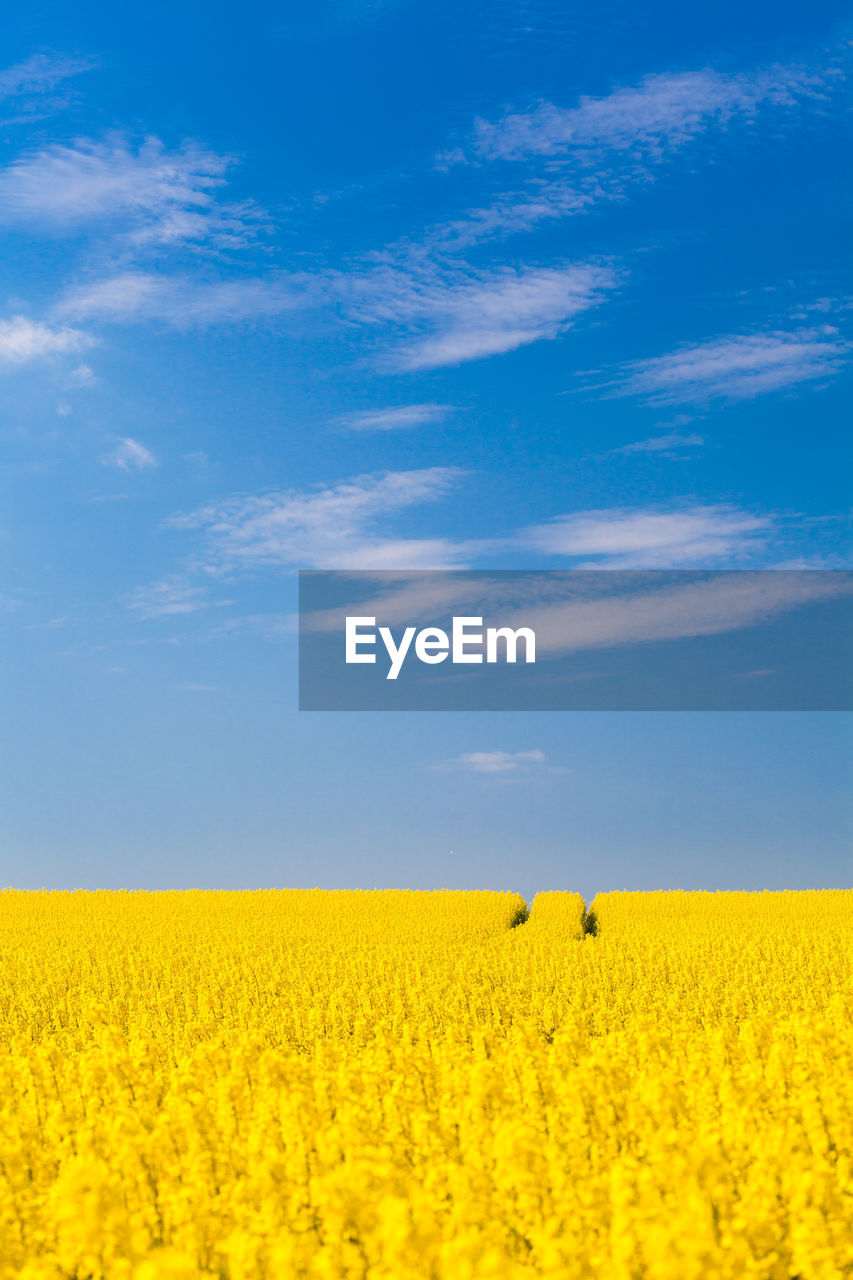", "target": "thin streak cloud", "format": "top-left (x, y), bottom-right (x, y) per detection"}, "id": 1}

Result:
top-left (601, 328), bottom-right (849, 404)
